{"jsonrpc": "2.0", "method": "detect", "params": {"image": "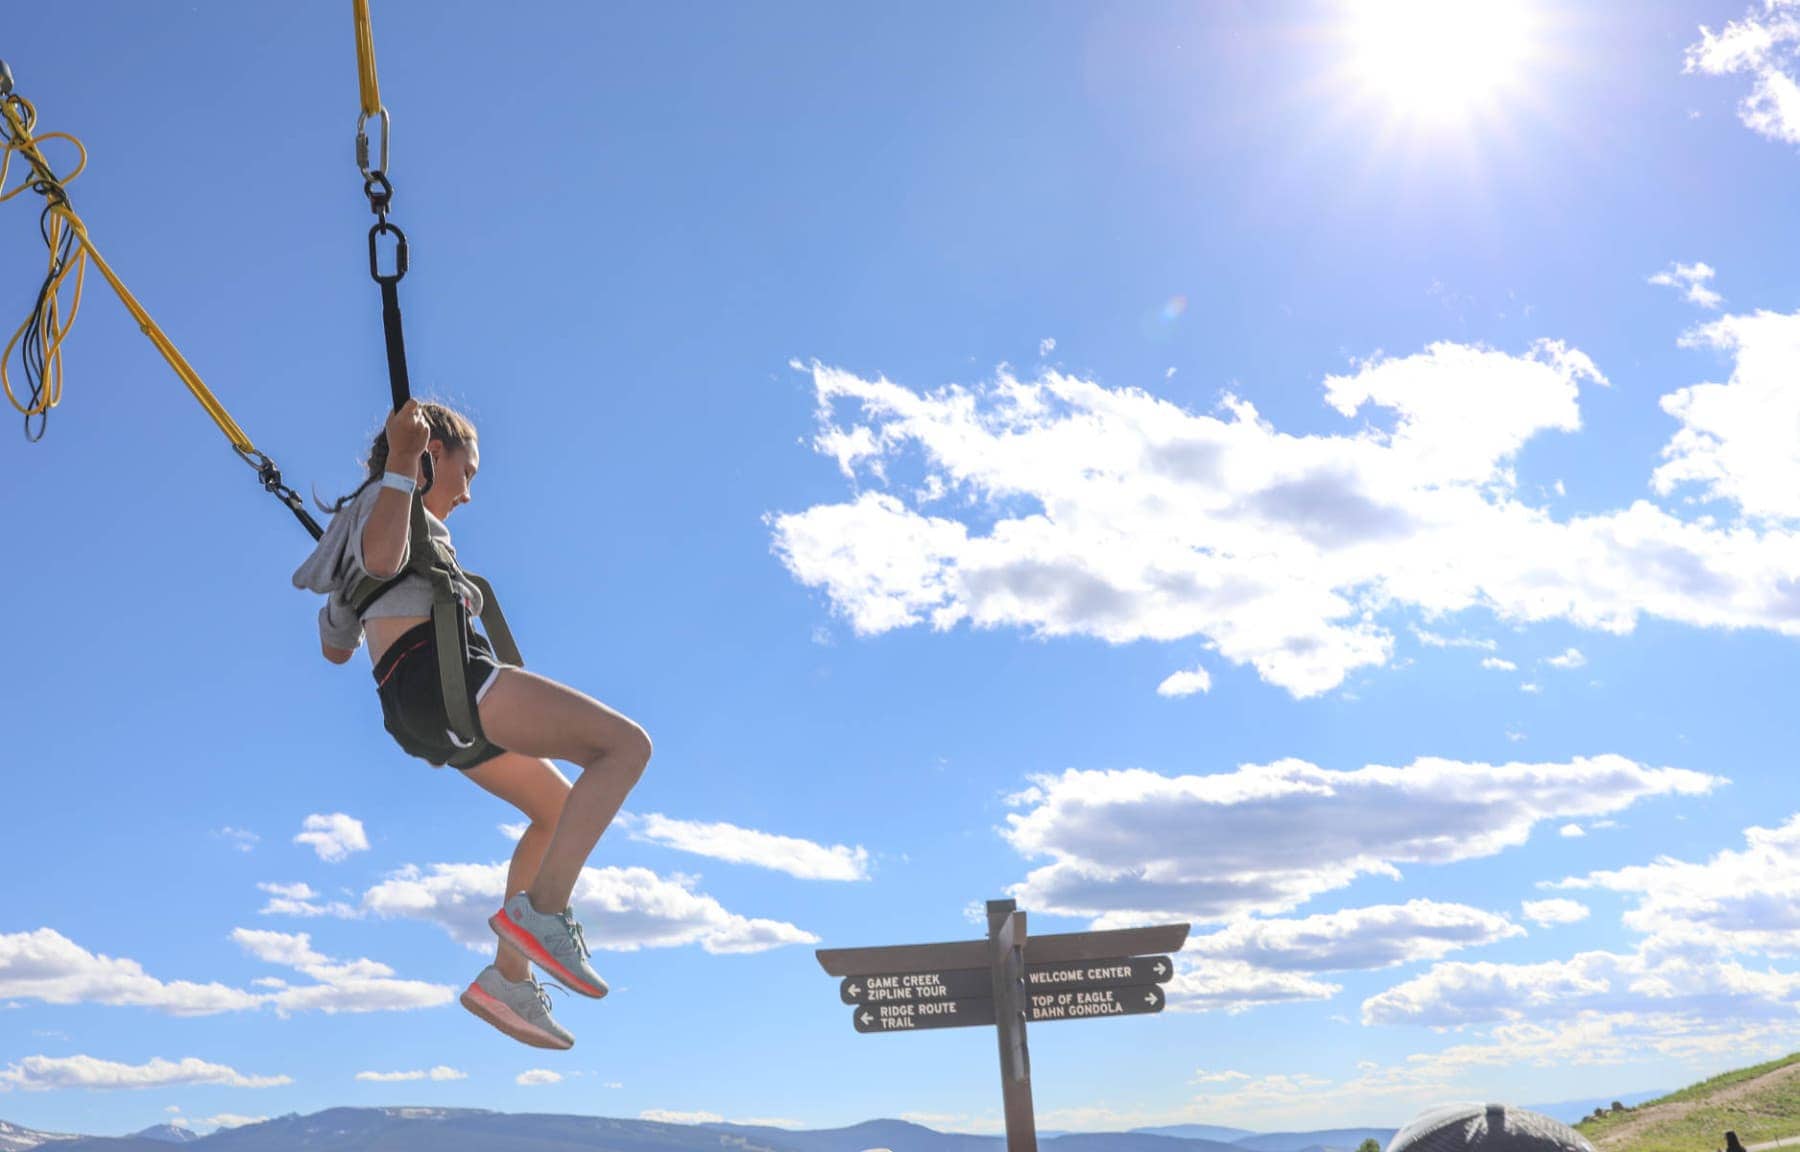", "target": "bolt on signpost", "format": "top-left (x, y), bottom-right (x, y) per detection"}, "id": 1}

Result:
top-left (817, 899), bottom-right (1191, 1152)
